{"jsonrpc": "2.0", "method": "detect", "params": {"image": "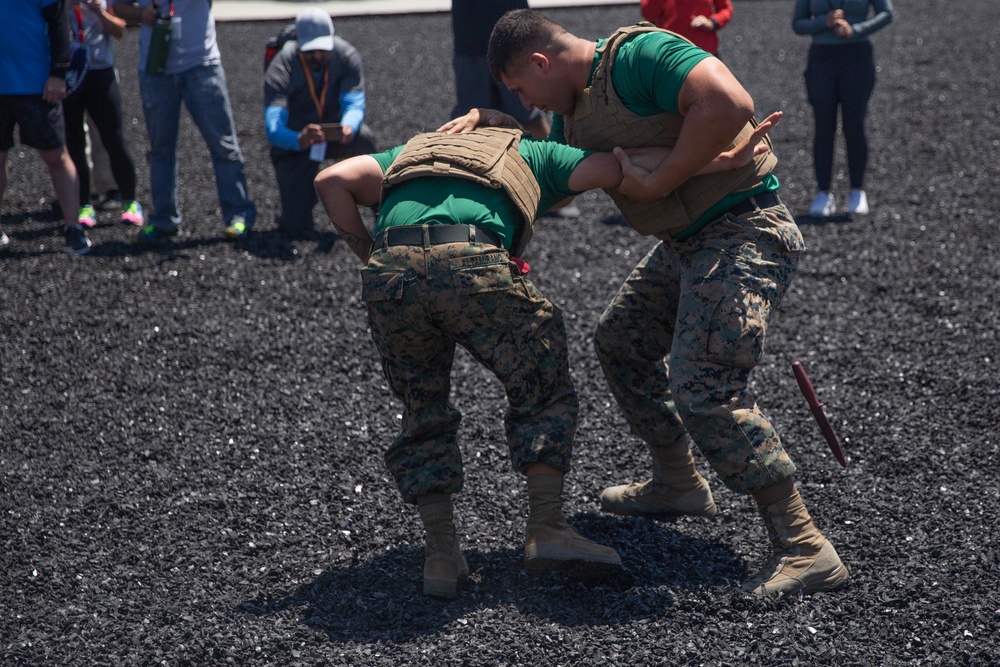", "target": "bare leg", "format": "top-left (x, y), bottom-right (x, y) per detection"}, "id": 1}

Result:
top-left (0, 150), bottom-right (9, 215)
top-left (38, 146), bottom-right (79, 228)
top-left (0, 151), bottom-right (7, 241)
